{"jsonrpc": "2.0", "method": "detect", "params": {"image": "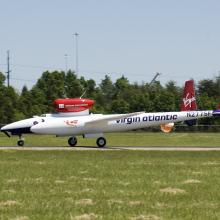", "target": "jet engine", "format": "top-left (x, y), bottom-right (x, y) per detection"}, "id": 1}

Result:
top-left (160, 123), bottom-right (174, 133)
